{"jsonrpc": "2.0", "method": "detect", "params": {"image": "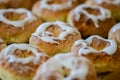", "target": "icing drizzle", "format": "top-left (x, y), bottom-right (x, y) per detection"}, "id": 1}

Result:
top-left (32, 21), bottom-right (79, 44)
top-left (73, 35), bottom-right (117, 55)
top-left (0, 44), bottom-right (44, 64)
top-left (0, 8), bottom-right (37, 27)
top-left (72, 4), bottom-right (111, 28)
